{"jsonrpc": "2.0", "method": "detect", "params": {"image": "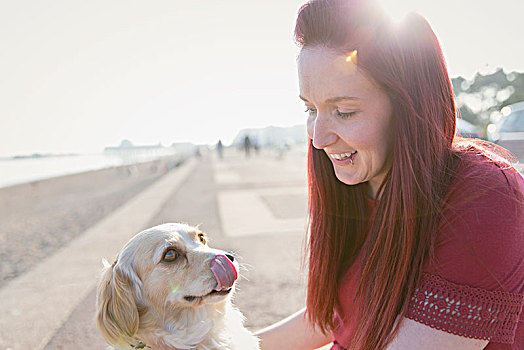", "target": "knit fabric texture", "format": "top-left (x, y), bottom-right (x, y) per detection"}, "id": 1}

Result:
top-left (407, 272), bottom-right (524, 343)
